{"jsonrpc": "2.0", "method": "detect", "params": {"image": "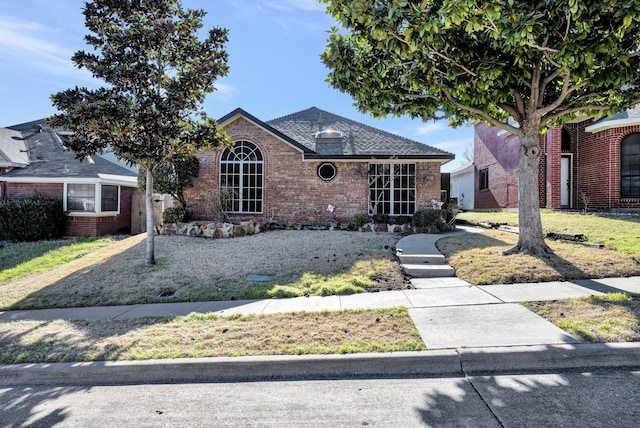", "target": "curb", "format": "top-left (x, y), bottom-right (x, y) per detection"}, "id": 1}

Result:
top-left (0, 351), bottom-right (461, 386)
top-left (2, 343), bottom-right (640, 386)
top-left (459, 342), bottom-right (640, 375)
